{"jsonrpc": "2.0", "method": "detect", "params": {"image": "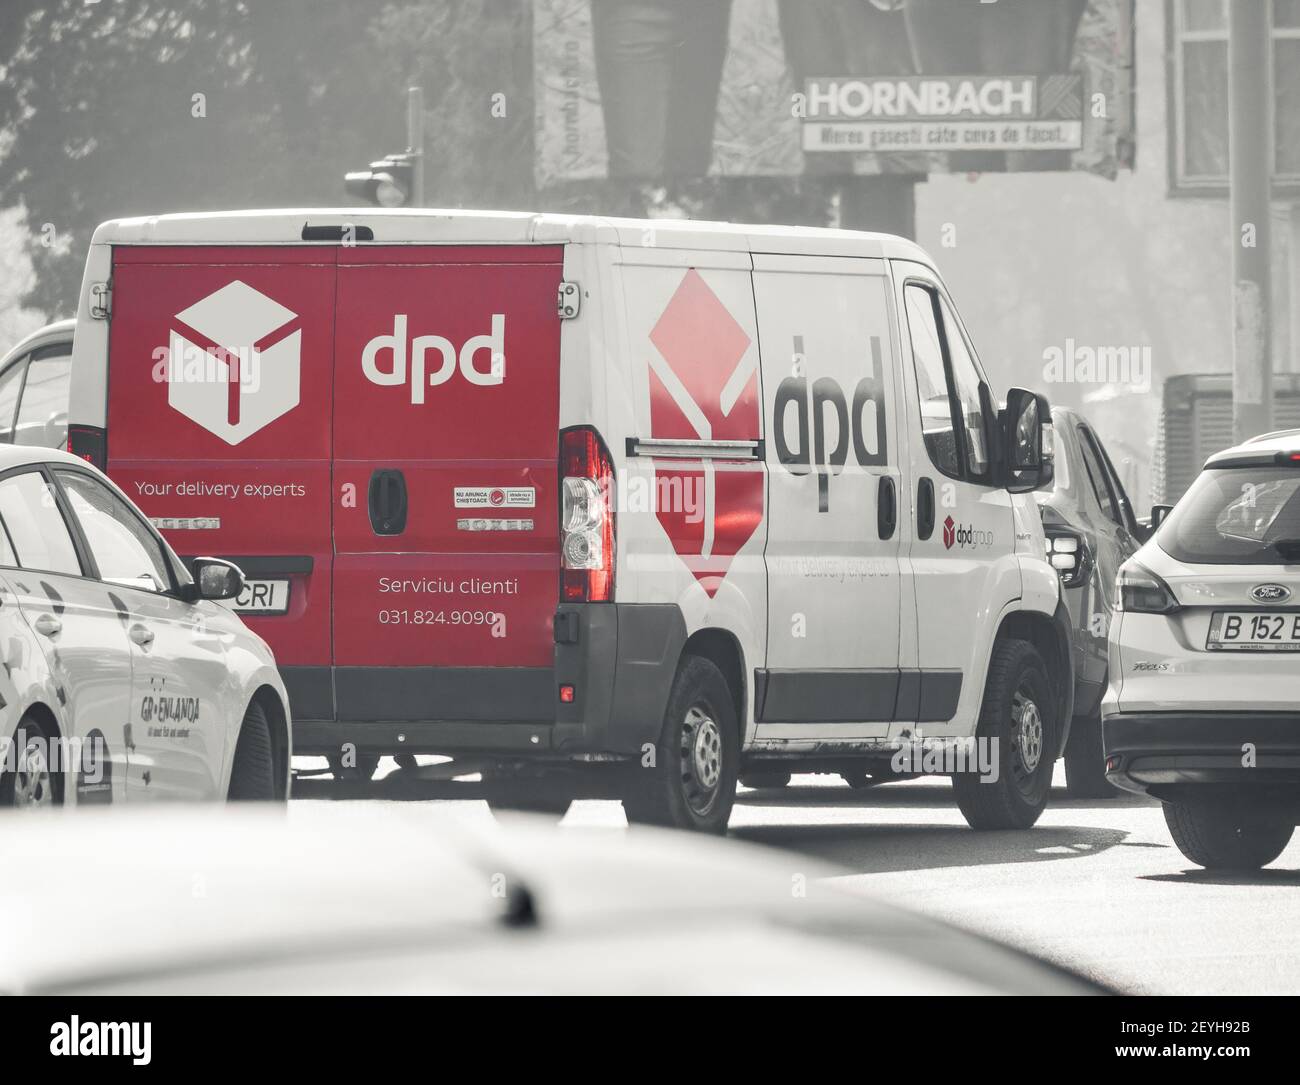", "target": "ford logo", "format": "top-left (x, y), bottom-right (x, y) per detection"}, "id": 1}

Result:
top-left (1251, 583), bottom-right (1292, 603)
